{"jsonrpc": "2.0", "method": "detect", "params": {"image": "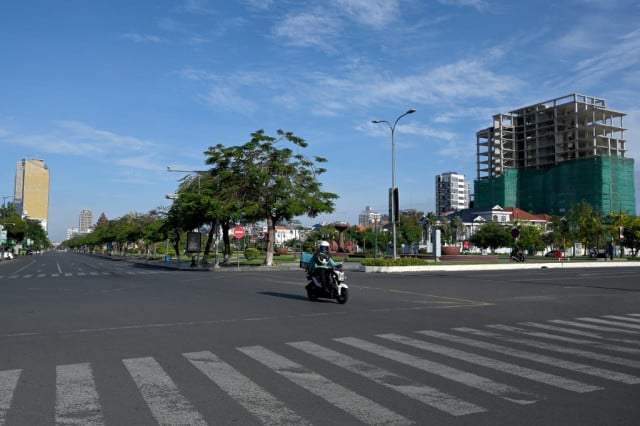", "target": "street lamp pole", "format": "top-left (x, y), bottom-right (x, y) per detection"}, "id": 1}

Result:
top-left (372, 109), bottom-right (416, 260)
